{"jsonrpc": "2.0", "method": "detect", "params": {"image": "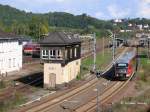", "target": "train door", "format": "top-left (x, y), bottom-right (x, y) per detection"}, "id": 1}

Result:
top-left (49, 73), bottom-right (56, 88)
